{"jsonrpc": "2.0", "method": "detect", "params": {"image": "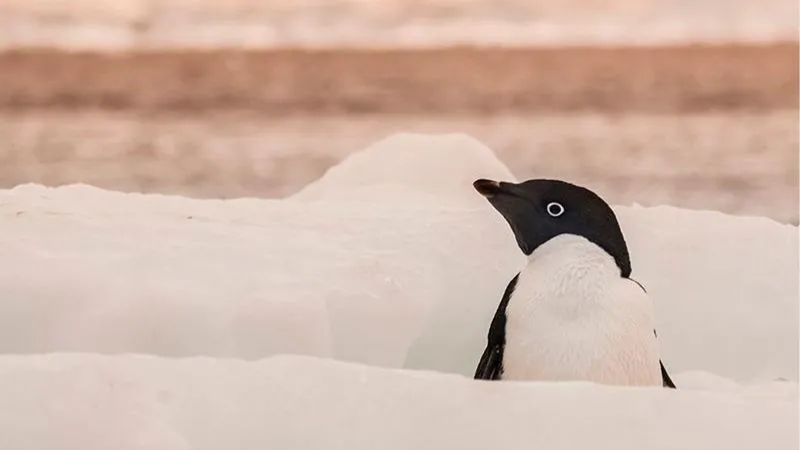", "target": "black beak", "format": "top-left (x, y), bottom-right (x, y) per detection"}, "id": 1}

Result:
top-left (473, 178), bottom-right (538, 255)
top-left (473, 179), bottom-right (502, 198)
